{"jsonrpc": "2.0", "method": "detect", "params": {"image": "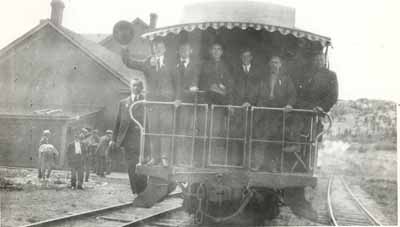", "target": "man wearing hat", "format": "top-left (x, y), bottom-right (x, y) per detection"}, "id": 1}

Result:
top-left (66, 132), bottom-right (87, 189)
top-left (96, 130), bottom-right (113, 177)
top-left (113, 78), bottom-right (147, 194)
